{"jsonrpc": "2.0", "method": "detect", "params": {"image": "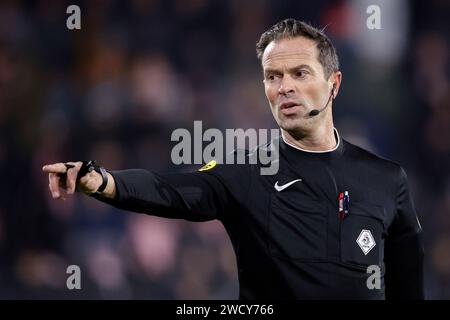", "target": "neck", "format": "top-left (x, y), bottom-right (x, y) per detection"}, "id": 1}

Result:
top-left (281, 123), bottom-right (338, 152)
